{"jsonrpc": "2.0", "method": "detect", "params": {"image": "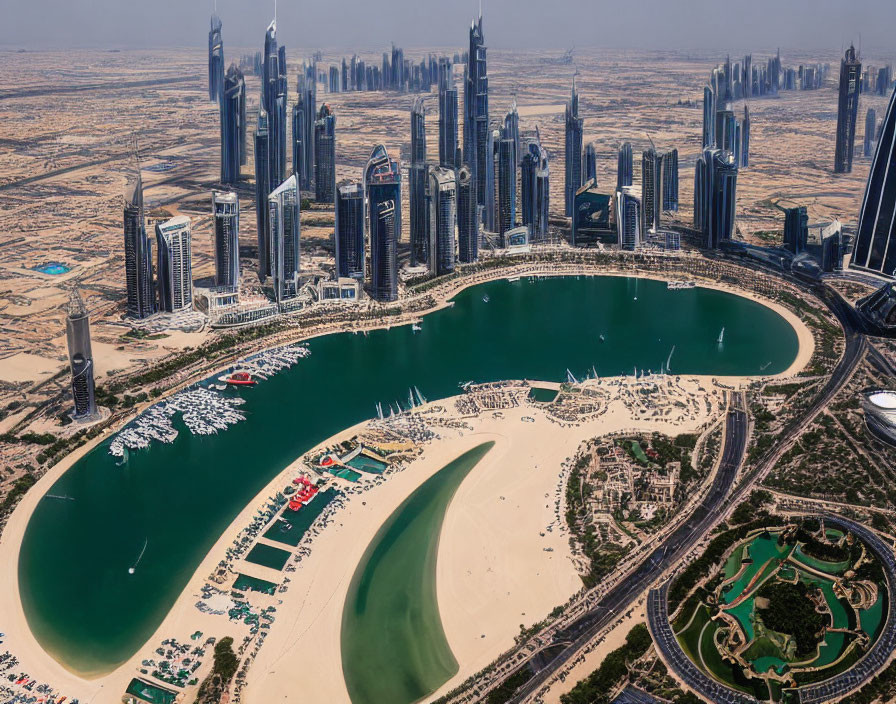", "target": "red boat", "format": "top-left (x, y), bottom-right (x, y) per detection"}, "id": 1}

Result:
top-left (225, 371), bottom-right (257, 386)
